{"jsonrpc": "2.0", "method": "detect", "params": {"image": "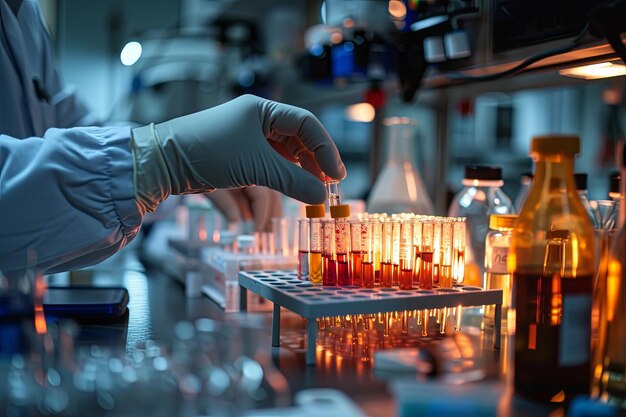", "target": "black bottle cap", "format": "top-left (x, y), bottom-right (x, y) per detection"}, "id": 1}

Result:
top-left (610, 172), bottom-right (621, 194)
top-left (546, 229), bottom-right (570, 240)
top-left (520, 172), bottom-right (534, 179)
top-left (574, 173), bottom-right (587, 191)
top-left (464, 165), bottom-right (502, 181)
